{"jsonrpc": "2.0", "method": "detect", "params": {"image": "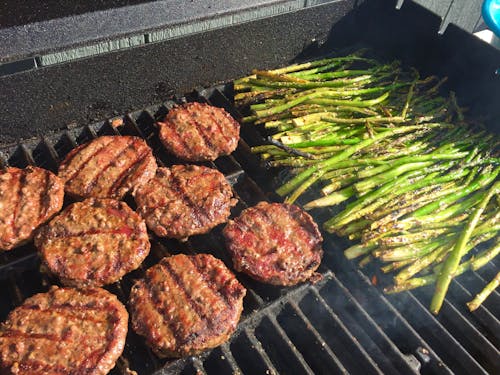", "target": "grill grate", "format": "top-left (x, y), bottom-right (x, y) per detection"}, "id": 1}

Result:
top-left (0, 84), bottom-right (498, 375)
